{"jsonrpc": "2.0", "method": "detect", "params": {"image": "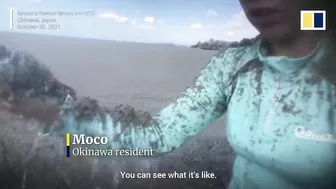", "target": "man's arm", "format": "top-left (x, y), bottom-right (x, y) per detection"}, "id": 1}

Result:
top-left (61, 50), bottom-right (233, 153)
